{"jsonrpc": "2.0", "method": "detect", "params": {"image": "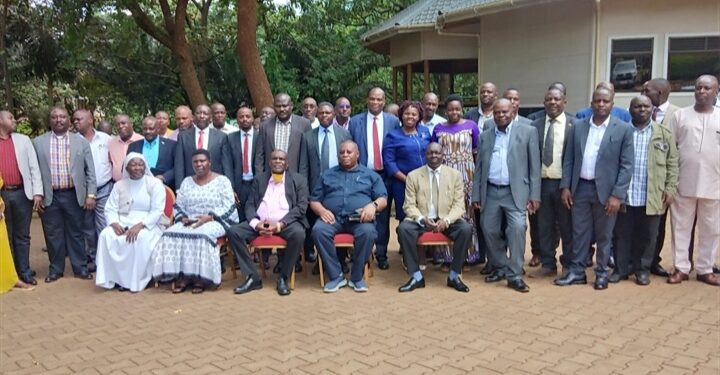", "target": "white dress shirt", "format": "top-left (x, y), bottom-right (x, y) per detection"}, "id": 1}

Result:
top-left (240, 129), bottom-right (255, 181)
top-left (81, 130), bottom-right (112, 186)
top-left (365, 112), bottom-right (384, 170)
top-left (580, 116), bottom-right (610, 180)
